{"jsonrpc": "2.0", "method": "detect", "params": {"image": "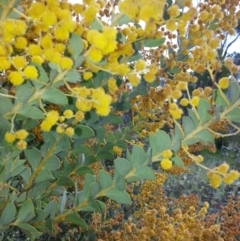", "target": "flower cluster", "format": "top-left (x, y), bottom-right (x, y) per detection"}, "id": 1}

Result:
top-left (5, 129), bottom-right (28, 150)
